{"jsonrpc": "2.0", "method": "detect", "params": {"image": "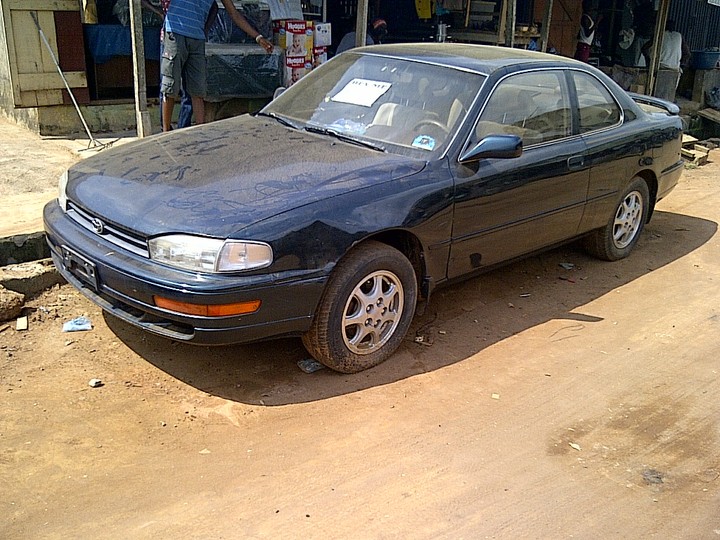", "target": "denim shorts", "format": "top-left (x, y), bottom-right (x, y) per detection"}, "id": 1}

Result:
top-left (160, 32), bottom-right (207, 99)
